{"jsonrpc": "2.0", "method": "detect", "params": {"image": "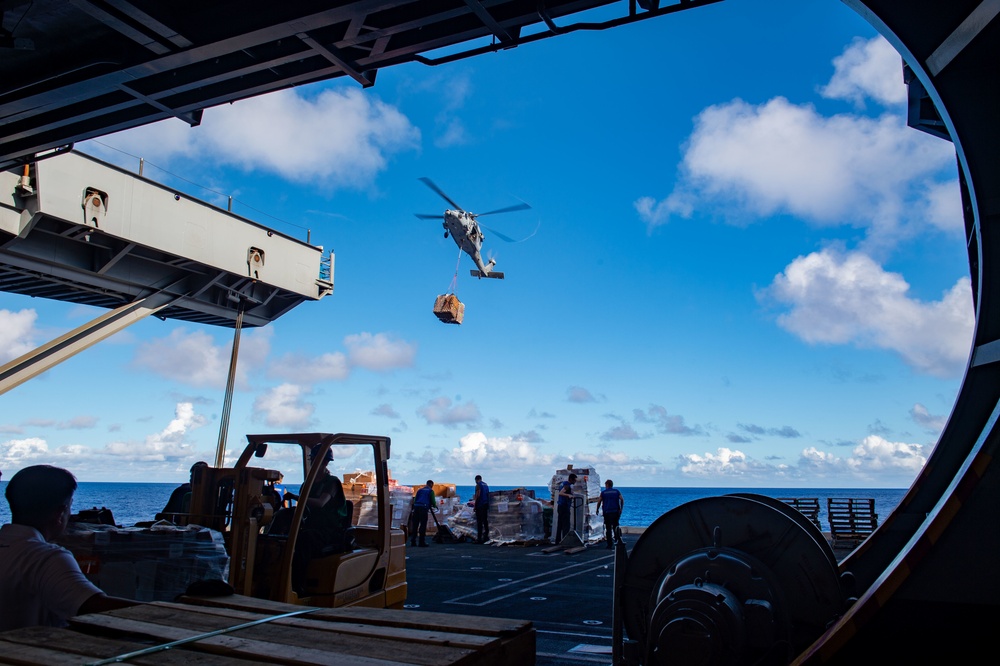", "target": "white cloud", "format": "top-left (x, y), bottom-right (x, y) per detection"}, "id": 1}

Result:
top-left (23, 416), bottom-right (99, 430)
top-left (601, 423), bottom-right (642, 442)
top-left (679, 447), bottom-right (778, 478)
top-left (413, 70), bottom-right (474, 147)
top-left (0, 404), bottom-right (209, 476)
top-left (269, 332), bottom-right (415, 383)
top-left (910, 403), bottom-right (947, 432)
top-left (574, 450), bottom-right (662, 469)
top-left (922, 179), bottom-right (964, 233)
top-left (848, 434), bottom-right (927, 473)
top-left (600, 423), bottom-right (641, 441)
top-left (635, 36), bottom-right (956, 249)
top-left (798, 446), bottom-right (849, 473)
top-left (567, 386), bottom-right (597, 403)
top-left (253, 384), bottom-right (315, 429)
top-left (440, 72), bottom-right (473, 111)
top-left (88, 87), bottom-right (420, 188)
top-left (638, 97), bottom-right (954, 241)
top-left (417, 397), bottom-right (481, 427)
top-left (0, 437), bottom-right (50, 464)
top-left (102, 402), bottom-right (207, 462)
top-left (391, 437), bottom-right (666, 485)
top-left (435, 118), bottom-right (468, 148)
top-left (761, 248), bottom-right (973, 377)
top-left (372, 403), bottom-right (400, 419)
top-left (270, 351), bottom-right (350, 383)
top-left (60, 416), bottom-right (99, 430)
top-left (633, 405), bottom-right (703, 435)
top-left (345, 332), bottom-right (416, 371)
top-left (133, 327), bottom-right (270, 389)
top-left (446, 432), bottom-right (554, 470)
top-left (820, 36), bottom-right (907, 107)
top-left (674, 437), bottom-right (926, 485)
top-left (0, 309), bottom-right (38, 363)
